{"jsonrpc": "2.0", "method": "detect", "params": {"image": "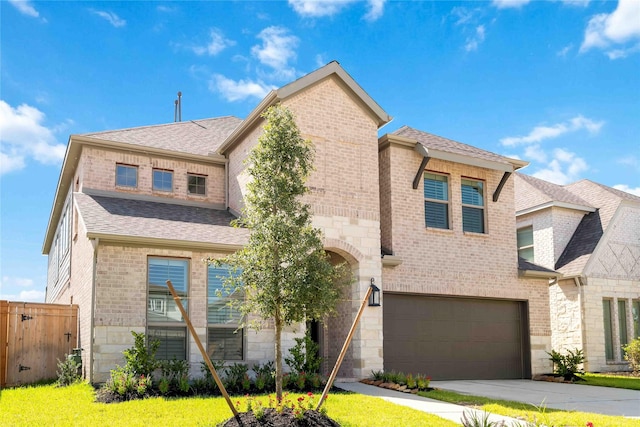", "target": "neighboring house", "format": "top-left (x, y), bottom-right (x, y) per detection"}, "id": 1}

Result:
top-left (515, 173), bottom-right (640, 372)
top-left (43, 61), bottom-right (554, 383)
